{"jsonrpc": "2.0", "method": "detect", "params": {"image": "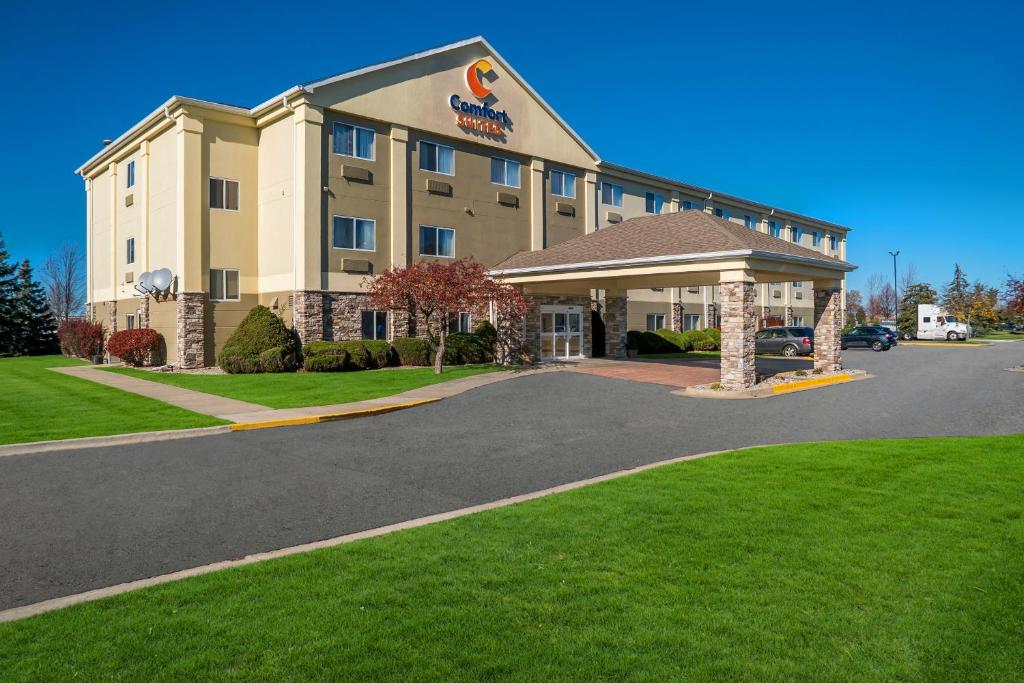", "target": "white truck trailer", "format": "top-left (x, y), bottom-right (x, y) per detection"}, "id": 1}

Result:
top-left (903, 304), bottom-right (970, 340)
